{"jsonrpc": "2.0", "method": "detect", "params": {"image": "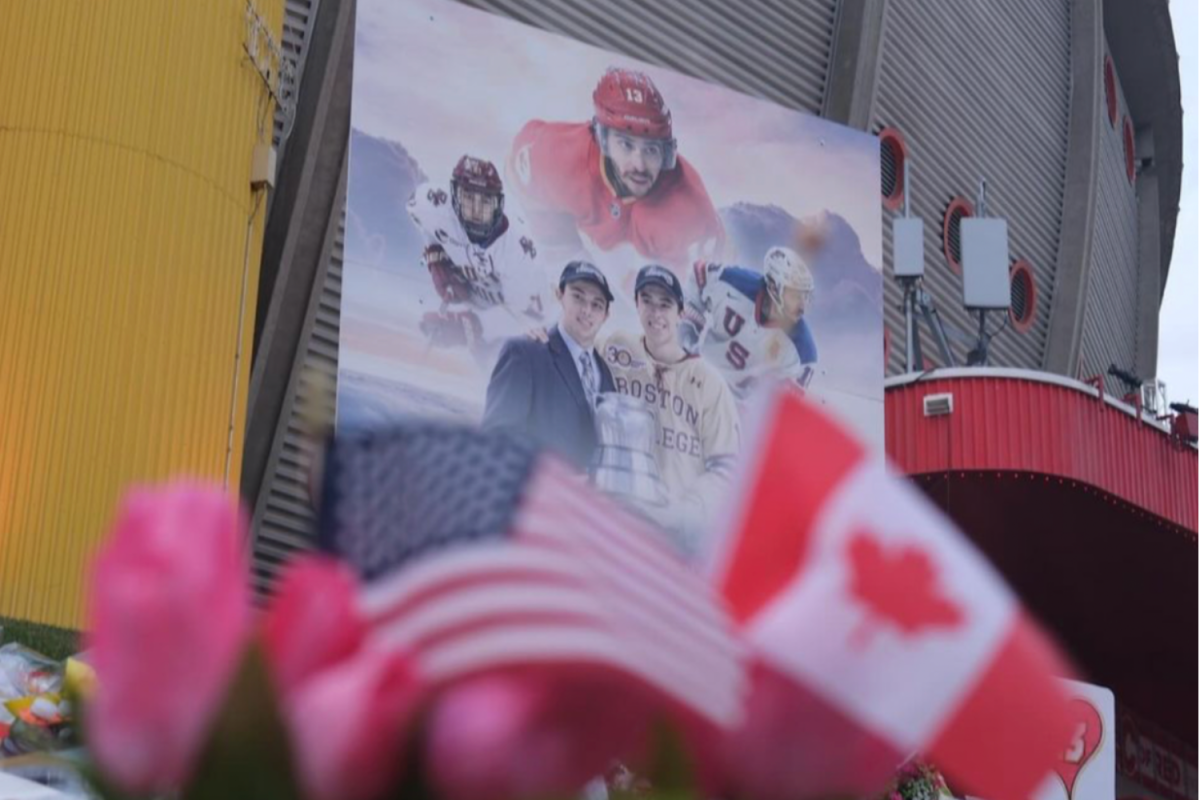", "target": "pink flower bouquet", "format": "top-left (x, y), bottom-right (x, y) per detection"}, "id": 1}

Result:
top-left (78, 483), bottom-right (707, 800)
